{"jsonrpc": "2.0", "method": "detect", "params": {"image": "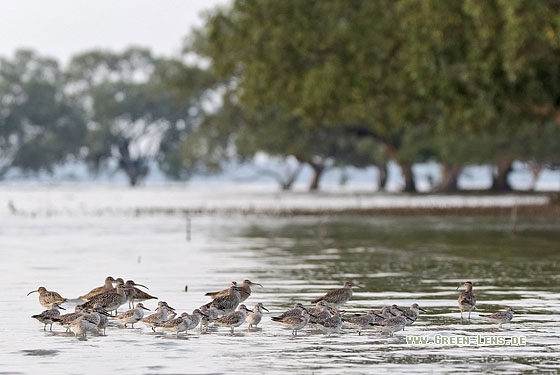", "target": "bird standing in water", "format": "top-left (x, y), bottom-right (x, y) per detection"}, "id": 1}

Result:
top-left (480, 307), bottom-right (515, 328)
top-left (245, 302), bottom-right (269, 329)
top-left (457, 281), bottom-right (476, 321)
top-left (31, 303), bottom-right (66, 331)
top-left (27, 286), bottom-right (68, 309)
top-left (311, 281), bottom-right (361, 307)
